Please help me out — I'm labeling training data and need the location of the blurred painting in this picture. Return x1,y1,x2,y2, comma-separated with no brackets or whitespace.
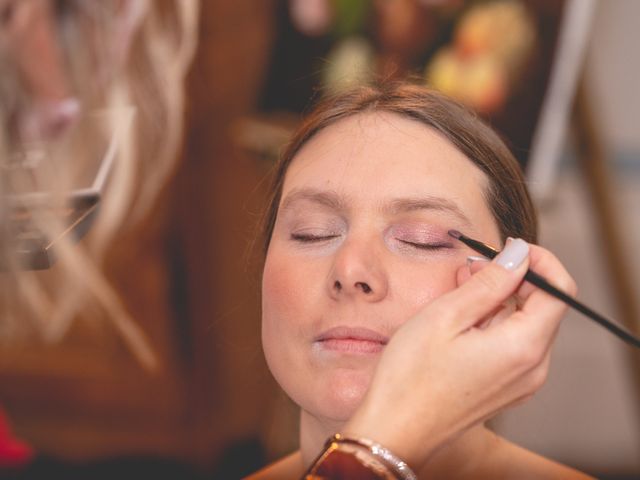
257,0,565,169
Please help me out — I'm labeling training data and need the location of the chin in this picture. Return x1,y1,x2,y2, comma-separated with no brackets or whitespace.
310,369,372,422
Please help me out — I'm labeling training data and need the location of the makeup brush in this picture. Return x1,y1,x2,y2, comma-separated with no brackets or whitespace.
448,229,640,349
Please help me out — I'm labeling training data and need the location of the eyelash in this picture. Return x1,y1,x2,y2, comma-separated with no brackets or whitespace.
289,235,452,250
399,240,452,251
290,233,339,243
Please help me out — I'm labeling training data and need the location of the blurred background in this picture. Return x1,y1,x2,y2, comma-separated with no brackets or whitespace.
0,0,638,478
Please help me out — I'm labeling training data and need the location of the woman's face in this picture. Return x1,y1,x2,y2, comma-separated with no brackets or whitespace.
262,112,501,423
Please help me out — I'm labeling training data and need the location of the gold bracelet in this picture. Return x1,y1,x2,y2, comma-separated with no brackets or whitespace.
327,433,418,480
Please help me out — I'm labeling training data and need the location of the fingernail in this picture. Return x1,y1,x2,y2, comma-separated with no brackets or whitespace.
466,255,489,267
494,238,529,270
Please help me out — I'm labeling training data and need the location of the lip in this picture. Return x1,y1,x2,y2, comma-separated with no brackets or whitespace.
314,326,389,354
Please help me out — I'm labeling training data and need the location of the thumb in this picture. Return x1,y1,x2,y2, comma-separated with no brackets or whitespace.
442,238,530,331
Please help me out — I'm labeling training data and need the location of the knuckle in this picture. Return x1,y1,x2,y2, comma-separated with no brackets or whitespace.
515,393,535,407
528,343,547,367
504,330,545,370
527,366,549,393
517,345,543,370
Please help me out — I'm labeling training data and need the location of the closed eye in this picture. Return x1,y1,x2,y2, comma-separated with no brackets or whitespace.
291,233,340,243
399,240,452,250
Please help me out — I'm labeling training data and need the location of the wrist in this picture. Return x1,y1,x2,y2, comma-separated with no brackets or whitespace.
305,434,418,480
342,395,442,471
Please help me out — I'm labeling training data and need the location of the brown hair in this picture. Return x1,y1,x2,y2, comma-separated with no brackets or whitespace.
262,81,537,252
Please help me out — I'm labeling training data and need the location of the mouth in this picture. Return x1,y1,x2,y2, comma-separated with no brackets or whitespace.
314,326,389,354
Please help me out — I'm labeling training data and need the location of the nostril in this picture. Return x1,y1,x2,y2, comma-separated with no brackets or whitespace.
356,282,372,294
333,280,342,291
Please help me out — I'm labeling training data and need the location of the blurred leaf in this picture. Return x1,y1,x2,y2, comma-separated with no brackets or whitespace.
331,0,370,38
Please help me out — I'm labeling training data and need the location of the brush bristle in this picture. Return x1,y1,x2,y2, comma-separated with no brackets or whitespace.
448,229,462,239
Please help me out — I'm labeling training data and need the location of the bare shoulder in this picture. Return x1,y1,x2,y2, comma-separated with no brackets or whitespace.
244,451,304,480
489,436,595,480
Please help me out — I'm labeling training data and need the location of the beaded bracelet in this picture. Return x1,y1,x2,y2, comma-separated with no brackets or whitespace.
304,433,417,480
330,434,417,480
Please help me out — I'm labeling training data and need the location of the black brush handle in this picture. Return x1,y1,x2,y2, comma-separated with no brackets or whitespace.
450,230,640,349
524,269,640,348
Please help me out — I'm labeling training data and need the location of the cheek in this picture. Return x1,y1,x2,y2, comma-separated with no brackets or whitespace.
261,249,316,363
393,259,460,314
261,254,298,393
261,248,316,315
262,254,296,340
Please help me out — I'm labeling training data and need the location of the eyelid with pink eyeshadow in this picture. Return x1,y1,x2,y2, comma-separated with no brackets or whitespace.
285,214,347,242
386,224,455,249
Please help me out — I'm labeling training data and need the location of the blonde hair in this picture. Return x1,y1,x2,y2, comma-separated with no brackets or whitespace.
0,0,200,369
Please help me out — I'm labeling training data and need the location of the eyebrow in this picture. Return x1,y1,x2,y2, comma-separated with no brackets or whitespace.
280,188,471,225
280,188,348,213
385,197,471,225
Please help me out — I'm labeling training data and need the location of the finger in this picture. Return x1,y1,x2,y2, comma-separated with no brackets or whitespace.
483,302,559,388
518,293,567,348
511,246,576,343
437,238,530,331
457,255,517,329
467,256,490,276
515,244,578,302
487,297,518,328
503,348,553,410
456,257,517,329
455,256,489,288
455,261,472,287
471,300,516,330
464,257,519,328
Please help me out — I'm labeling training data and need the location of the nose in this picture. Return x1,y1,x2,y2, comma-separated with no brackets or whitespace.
327,237,388,302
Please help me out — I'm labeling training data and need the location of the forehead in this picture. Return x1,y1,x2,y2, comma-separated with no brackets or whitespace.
282,112,491,214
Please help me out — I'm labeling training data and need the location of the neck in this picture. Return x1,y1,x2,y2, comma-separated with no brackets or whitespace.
299,408,497,478
300,409,344,466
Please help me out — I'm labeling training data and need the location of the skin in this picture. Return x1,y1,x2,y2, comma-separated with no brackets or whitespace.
257,112,591,479
263,111,499,425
